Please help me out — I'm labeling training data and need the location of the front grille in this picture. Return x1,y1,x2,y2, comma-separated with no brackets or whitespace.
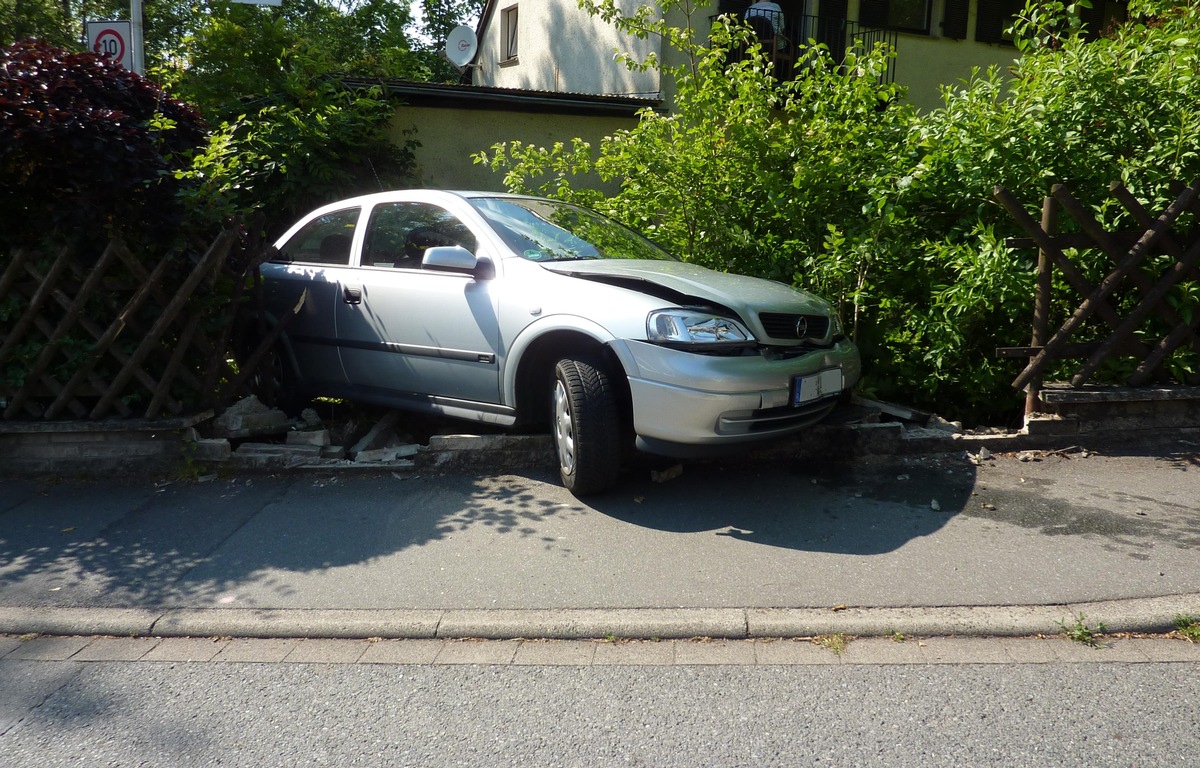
758,312,831,342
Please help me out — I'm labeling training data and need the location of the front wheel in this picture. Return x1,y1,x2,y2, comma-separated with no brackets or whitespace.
552,356,622,496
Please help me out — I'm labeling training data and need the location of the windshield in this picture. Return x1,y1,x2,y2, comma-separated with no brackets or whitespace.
469,197,678,262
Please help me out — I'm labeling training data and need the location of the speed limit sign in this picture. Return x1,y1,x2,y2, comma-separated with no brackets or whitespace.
86,21,134,71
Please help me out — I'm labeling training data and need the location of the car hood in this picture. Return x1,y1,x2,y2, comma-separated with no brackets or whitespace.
538,259,832,316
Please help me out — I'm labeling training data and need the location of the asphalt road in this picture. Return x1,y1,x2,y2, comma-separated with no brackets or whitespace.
2,447,1199,766
1,448,1198,617
2,652,1197,767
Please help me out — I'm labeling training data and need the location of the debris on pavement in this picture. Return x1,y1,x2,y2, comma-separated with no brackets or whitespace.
211,395,291,438
651,464,684,483
966,446,994,465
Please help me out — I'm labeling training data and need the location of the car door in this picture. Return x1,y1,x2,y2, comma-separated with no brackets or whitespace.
334,201,502,405
264,206,360,391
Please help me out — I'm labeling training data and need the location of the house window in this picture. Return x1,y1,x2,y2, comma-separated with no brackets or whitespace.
501,5,519,62
859,0,932,34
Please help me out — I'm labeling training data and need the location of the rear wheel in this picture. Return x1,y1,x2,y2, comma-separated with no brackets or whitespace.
248,340,303,415
552,355,622,496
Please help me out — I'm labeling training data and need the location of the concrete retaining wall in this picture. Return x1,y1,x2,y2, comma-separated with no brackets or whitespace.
0,414,210,476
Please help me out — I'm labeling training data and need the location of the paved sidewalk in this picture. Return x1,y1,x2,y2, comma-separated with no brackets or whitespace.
1,435,1198,643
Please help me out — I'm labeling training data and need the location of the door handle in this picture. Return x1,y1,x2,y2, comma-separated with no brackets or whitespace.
343,286,362,305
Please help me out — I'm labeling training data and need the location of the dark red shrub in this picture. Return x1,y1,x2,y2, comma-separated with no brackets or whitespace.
0,39,207,249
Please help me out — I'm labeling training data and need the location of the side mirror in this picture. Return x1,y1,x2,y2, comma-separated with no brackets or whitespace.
423,246,494,279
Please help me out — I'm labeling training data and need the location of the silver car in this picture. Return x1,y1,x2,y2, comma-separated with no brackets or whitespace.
259,190,861,494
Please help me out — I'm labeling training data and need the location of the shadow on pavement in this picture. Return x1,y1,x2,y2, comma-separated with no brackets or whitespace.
0,457,978,611
591,455,977,555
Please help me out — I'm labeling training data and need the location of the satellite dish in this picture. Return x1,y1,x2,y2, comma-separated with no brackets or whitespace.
444,25,478,69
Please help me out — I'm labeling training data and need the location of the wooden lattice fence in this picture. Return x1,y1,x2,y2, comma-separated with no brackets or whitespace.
996,179,1200,416
0,226,281,422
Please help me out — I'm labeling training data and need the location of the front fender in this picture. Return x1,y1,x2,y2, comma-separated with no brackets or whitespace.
502,314,635,406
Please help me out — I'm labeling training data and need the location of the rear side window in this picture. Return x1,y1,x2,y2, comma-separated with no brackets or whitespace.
276,208,360,265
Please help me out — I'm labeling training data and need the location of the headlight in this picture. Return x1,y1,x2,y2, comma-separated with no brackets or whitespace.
647,309,755,346
830,312,844,339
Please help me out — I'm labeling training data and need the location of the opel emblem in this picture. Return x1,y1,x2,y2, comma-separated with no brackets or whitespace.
794,317,809,338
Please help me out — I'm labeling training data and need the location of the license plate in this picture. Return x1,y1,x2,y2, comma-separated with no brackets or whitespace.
791,368,843,406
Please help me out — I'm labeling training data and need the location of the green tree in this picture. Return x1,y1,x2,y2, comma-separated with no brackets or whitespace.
181,72,418,239
160,0,428,120
3,0,445,89
2,0,422,242
1,0,72,47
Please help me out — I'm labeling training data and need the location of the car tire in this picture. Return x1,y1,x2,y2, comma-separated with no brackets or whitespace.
250,341,303,415
552,355,622,496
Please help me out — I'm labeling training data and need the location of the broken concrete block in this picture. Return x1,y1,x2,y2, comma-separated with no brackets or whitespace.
235,443,323,459
350,411,404,454
1023,414,1080,436
428,434,510,451
188,438,231,462
353,444,421,463
286,429,331,447
210,396,292,438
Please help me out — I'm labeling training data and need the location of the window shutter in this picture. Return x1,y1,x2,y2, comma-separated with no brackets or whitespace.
975,0,1009,44
859,0,888,27
820,0,848,20
942,0,970,39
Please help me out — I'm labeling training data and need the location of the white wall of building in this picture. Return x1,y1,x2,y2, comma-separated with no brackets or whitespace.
474,0,662,97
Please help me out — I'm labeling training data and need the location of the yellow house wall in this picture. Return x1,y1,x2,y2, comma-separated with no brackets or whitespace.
892,33,1018,111
854,0,1022,112
388,105,640,194
673,1,1025,112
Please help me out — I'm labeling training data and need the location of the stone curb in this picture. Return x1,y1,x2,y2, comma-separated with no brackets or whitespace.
6,407,1200,479
2,594,1196,641
219,420,1200,475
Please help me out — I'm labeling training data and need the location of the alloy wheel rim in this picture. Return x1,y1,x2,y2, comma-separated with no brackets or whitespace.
553,379,575,473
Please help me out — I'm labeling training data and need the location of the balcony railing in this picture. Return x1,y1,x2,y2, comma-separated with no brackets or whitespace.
711,8,897,85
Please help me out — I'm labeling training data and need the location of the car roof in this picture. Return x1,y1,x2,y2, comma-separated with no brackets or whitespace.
311,189,547,209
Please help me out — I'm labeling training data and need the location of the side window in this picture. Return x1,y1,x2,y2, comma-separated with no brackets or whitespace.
276,208,359,265
501,5,519,62
362,202,478,269
860,0,932,35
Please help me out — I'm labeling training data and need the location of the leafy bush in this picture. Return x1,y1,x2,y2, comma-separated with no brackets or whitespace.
0,39,207,250
873,1,1200,420
179,50,418,239
481,1,1200,425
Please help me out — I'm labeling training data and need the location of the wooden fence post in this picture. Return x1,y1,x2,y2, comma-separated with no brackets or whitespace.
1026,195,1056,417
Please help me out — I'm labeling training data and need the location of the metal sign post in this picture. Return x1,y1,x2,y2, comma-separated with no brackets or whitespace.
130,0,143,74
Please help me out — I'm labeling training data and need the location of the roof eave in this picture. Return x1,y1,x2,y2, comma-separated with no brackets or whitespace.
340,79,662,117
